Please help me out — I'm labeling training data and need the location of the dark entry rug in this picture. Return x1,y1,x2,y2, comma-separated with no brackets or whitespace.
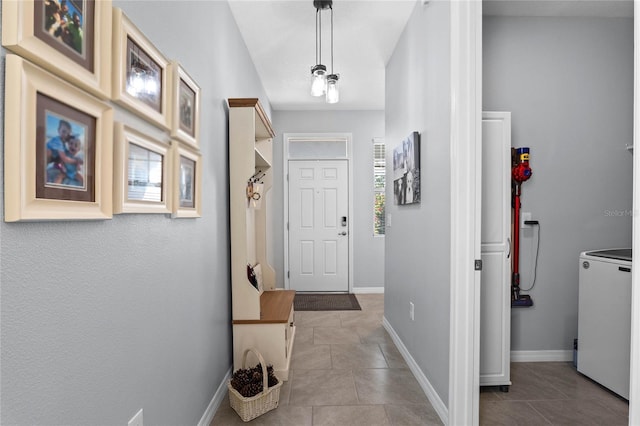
294,293,361,311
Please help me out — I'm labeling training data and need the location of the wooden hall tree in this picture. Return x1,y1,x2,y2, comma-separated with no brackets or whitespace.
228,98,295,380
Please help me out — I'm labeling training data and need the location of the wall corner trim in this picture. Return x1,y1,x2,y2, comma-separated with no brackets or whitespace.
383,317,448,424
197,367,232,426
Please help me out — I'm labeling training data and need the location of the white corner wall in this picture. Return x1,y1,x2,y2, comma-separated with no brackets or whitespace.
483,16,633,353
0,1,270,423
271,110,385,290
384,0,452,406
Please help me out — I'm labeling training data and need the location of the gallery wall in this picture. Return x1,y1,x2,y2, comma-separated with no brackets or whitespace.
384,0,452,407
271,110,385,290
483,16,633,353
0,1,270,423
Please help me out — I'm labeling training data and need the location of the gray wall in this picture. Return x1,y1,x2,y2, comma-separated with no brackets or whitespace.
384,1,451,404
0,1,270,424
271,110,385,289
483,16,633,351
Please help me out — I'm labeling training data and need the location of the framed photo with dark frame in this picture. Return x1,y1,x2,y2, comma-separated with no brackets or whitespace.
392,131,421,205
113,123,171,214
4,54,113,222
169,61,200,148
171,141,201,218
112,8,170,130
2,0,112,99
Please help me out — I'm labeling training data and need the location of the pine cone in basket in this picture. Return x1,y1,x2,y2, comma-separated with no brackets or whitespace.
239,382,263,398
231,363,279,398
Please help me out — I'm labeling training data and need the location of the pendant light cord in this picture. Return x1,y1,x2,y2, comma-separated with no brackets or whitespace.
330,6,334,74
316,9,322,65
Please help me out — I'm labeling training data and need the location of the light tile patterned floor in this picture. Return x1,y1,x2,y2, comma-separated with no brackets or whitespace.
480,362,629,425
211,294,442,425
212,294,630,425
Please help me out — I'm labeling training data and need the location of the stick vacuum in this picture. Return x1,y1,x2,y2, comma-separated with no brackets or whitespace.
512,147,534,308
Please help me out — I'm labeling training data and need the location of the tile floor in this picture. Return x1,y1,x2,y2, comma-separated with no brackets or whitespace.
212,294,630,425
480,362,629,425
211,294,442,425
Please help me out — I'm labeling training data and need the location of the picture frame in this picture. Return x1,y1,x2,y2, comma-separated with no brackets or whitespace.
112,8,170,130
171,141,202,218
392,131,421,205
1,0,112,99
113,123,171,214
4,54,113,222
169,61,201,148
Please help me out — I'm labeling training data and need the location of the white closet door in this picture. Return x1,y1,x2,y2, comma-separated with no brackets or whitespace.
480,111,512,387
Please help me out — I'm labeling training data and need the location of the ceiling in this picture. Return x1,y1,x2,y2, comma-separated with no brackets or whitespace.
228,0,633,112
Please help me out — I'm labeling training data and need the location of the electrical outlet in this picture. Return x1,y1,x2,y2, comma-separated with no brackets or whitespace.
521,212,531,228
409,302,415,321
128,409,143,426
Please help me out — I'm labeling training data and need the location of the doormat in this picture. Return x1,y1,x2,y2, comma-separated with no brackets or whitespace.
294,293,361,311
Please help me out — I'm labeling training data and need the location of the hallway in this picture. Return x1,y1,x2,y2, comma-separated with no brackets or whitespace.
211,294,442,425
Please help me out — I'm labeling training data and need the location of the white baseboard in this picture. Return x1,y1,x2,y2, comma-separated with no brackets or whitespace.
198,367,232,426
352,287,384,294
510,350,573,362
382,317,448,425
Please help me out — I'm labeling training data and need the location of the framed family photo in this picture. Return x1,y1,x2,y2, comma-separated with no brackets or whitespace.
2,0,112,99
169,61,201,148
171,142,201,218
4,55,113,222
112,8,170,130
113,123,171,214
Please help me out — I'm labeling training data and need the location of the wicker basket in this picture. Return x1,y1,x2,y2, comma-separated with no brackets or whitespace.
227,348,282,422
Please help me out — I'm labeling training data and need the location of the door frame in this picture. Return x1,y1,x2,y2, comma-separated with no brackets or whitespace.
630,4,640,424
449,0,482,424
282,133,354,293
454,2,639,424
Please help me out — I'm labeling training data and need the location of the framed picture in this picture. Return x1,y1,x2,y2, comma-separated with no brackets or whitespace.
169,61,201,148
171,142,202,218
2,0,112,99
392,131,421,205
112,8,170,130
113,123,171,214
4,54,113,222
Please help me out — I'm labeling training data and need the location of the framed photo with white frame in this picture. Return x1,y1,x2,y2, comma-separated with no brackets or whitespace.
4,54,113,222
113,123,171,214
112,8,170,130
1,0,112,99
169,61,200,148
171,141,201,218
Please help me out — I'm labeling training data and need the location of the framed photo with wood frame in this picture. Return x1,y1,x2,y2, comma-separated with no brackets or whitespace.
171,141,201,218
169,61,200,148
112,8,170,130
113,123,171,214
1,0,112,99
4,54,113,222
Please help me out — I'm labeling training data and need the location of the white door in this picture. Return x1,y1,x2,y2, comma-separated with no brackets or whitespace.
480,112,512,387
288,160,349,292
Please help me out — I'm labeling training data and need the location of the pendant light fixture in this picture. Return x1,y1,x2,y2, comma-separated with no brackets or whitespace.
310,0,339,103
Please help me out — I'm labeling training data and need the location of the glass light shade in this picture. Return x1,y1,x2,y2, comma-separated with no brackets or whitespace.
326,74,339,104
310,64,327,96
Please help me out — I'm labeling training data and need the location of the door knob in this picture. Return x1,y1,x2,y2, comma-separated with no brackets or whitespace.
338,231,347,236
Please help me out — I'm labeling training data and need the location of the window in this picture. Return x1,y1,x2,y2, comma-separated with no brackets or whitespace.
373,139,385,235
